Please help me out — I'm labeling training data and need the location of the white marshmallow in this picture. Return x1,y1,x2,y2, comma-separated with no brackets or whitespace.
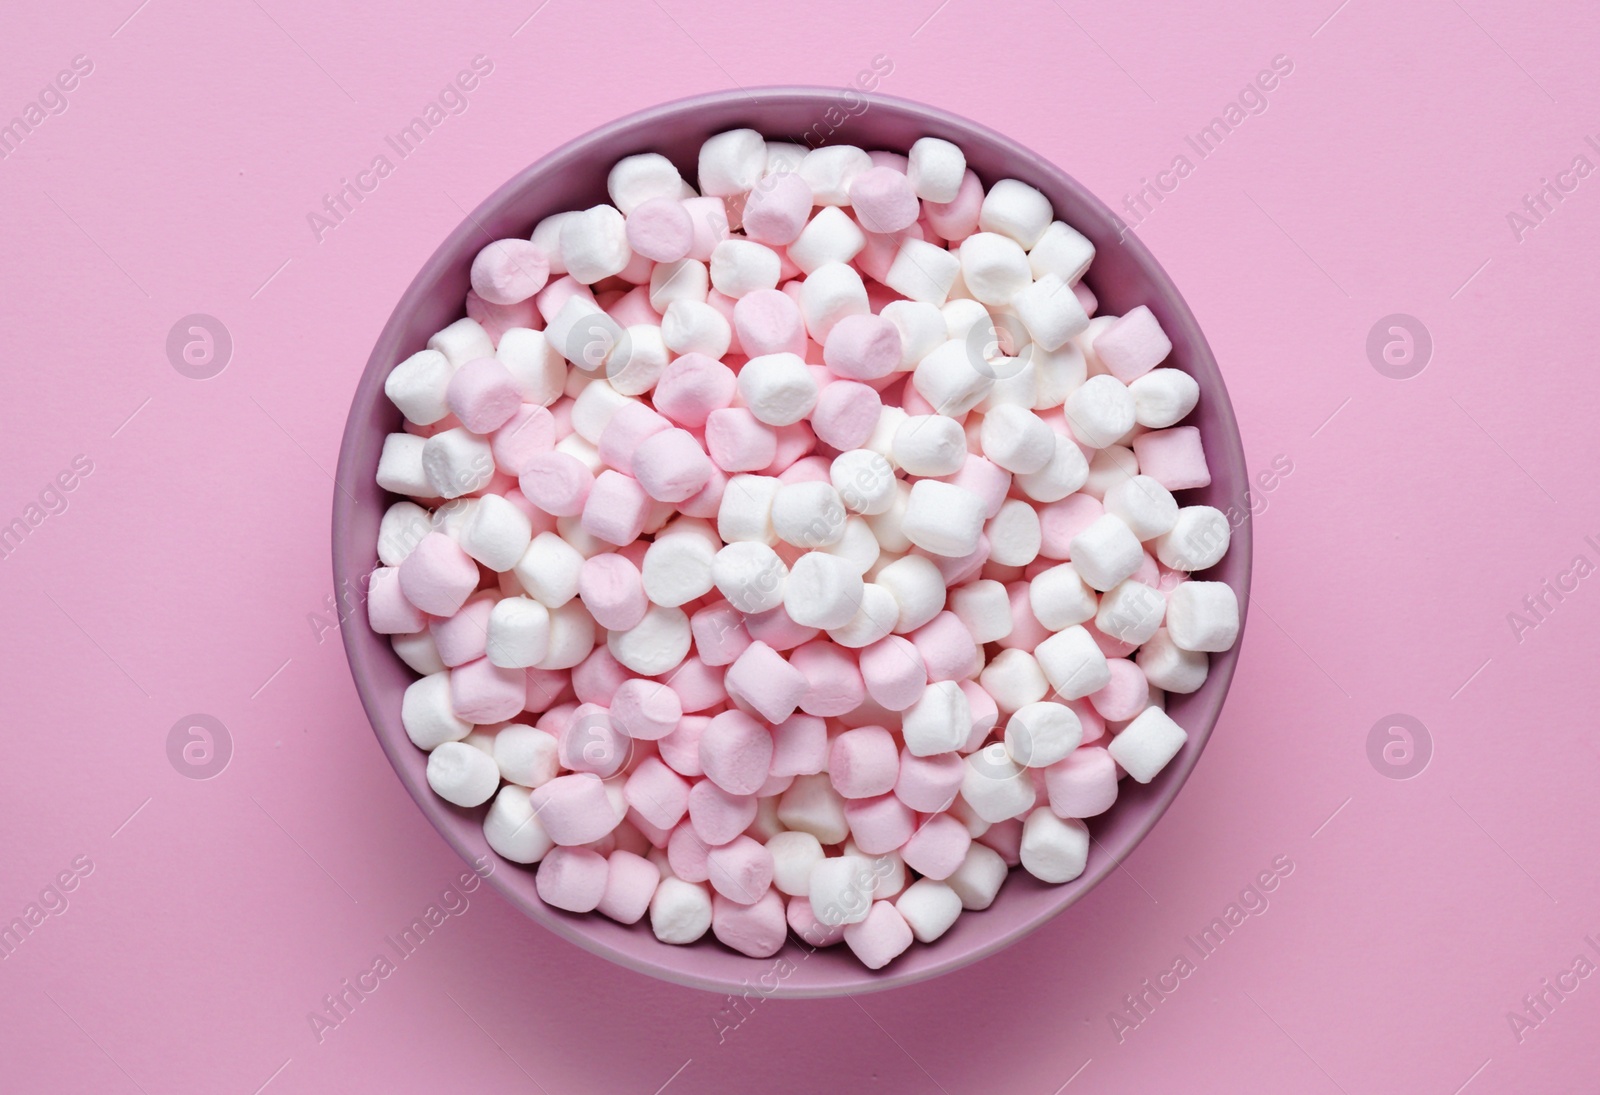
607,152,684,213
960,743,1037,823
458,493,533,571
1165,581,1240,652
958,232,1032,305
607,604,690,675
978,179,1053,248
903,480,986,558
768,830,825,896
547,296,624,372
422,428,494,499
606,325,670,396
661,299,732,359
941,298,992,343
569,381,634,444
884,238,962,306
1005,701,1083,768
1155,506,1231,572
986,499,1042,567
777,773,851,845
863,405,909,463
875,555,948,633
1028,220,1095,284
710,238,781,297
385,349,454,425
649,258,710,312
737,352,819,426
896,878,963,942
906,137,966,203
980,405,1055,474
1082,445,1139,500
402,671,471,750
1033,625,1110,699
772,481,848,548
486,596,551,668
1064,374,1135,449
827,582,899,648
831,449,898,515
483,786,555,863
514,532,584,607
1029,563,1098,631
560,205,631,284
642,529,717,606
1069,514,1144,591
376,433,431,497
1014,435,1089,502
784,551,865,630
1103,475,1179,541
537,601,598,670
1030,342,1088,409
493,723,561,787
979,648,1049,712
717,474,781,544
650,876,713,944
1020,809,1089,883
763,140,808,177
427,317,494,367
1012,273,1090,352
913,339,994,417
1107,707,1188,783
712,540,788,614
497,327,566,406
699,128,766,196
893,415,967,476
950,579,1012,644
903,680,971,757
880,300,947,368
426,741,500,807
1137,628,1209,694
945,842,1009,910
392,630,446,676
823,516,882,575
378,501,432,565
799,145,872,206
808,855,878,926
798,262,869,342
1129,368,1200,429
788,206,866,274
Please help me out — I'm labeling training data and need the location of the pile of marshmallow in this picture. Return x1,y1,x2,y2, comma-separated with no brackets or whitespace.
369,129,1239,971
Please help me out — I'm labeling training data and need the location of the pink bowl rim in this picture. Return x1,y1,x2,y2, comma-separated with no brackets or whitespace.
333,85,1252,998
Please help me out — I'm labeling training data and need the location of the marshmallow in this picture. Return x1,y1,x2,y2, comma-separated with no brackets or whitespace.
1095,580,1165,646
650,876,713,944
903,680,971,757
960,742,1037,823
734,289,807,358
497,328,566,406
1064,374,1136,449
402,672,471,750
399,532,478,617
742,171,813,245
1028,220,1095,284
950,579,1012,644
661,299,732,360
811,380,883,451
900,813,972,881
771,481,847,548
924,170,984,241
471,239,550,306
1069,514,1144,591
777,773,851,845
1019,808,1089,883
893,415,967,477
1012,274,1090,352
1165,581,1239,652
799,145,872,206
493,723,560,788
654,352,735,428
788,206,866,274
738,352,819,426
896,878,963,942
710,238,781,298
625,196,694,263
560,205,631,285
823,313,902,381
1137,627,1209,694
514,531,584,607
831,449,897,515
386,349,454,425
1094,305,1172,383
827,582,899,649
798,262,868,342
913,339,993,417
903,480,986,558
784,551,865,630
1129,368,1200,429
843,901,914,969
1104,475,1179,540
945,839,1010,911
978,179,1053,248
599,850,661,924
699,128,766,196
537,847,609,912
426,740,501,807
849,167,920,233
978,647,1048,713
1106,706,1188,783
641,527,716,607
649,258,709,312
486,597,551,668
421,428,494,499
428,317,495,368
959,232,1032,305
906,137,966,203
707,836,776,907
981,405,1055,475
807,855,878,926
1004,701,1083,768
607,604,691,675
1033,625,1110,699
712,541,788,613
1131,426,1210,491
484,785,555,863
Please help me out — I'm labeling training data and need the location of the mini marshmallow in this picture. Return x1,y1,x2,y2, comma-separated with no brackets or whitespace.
1106,706,1188,783
650,877,713,944
830,725,901,799
458,493,533,572
428,317,495,368
707,836,775,905
1137,628,1209,694
1019,808,1089,883
1094,580,1165,647
1028,220,1095,284
402,672,471,750
386,349,454,425
712,541,788,613
632,429,714,504
734,289,807,358
530,773,620,845
1164,581,1239,652
771,481,847,548
426,740,500,807
484,785,555,863
699,710,775,796
399,532,478,617
807,855,878,926
959,232,1032,305
896,879,963,942
742,171,814,245
560,205,631,285
784,551,865,630
626,196,694,263
1094,305,1172,383
599,850,661,925
1029,563,1097,631
903,680,971,757
1033,625,1111,699
1004,701,1083,768
1069,514,1144,591
950,579,1012,644
913,339,993,417
486,597,551,668
799,145,872,206
827,583,899,649
514,531,584,607
641,529,716,607
649,258,710,312
1012,274,1090,352
1103,475,1179,540
710,238,781,298
831,449,897,515
788,206,866,274
422,428,494,499
981,405,1055,475
875,554,947,634
824,313,902,381
471,239,550,306
798,262,869,342
537,847,609,912
907,137,966,203
849,167,920,233
1131,426,1210,491
978,647,1049,713
607,604,691,675
978,179,1053,248
768,830,825,896
893,414,967,477
903,480,986,558
1129,368,1200,429
1064,374,1136,449
661,299,733,360
498,328,566,406
843,901,914,969
738,352,819,426
493,723,560,788
699,128,766,196
811,380,883,451
778,773,851,845
654,352,736,428
608,152,685,213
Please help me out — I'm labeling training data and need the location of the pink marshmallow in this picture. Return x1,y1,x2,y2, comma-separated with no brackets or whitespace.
689,601,753,666
535,275,596,326
1132,427,1211,491
368,566,427,634
558,702,630,778
687,779,758,845
578,553,648,631
430,592,495,667
1045,745,1119,818
1074,281,1098,318
844,795,916,854
744,604,819,651
581,470,650,546
529,773,619,845
571,645,630,706
466,290,538,344
605,284,661,330
667,822,712,881
900,813,971,880
733,288,808,357
939,455,1012,519
398,531,479,617
632,428,714,503
624,756,692,829
849,166,920,234
843,901,914,969
922,169,983,241
1038,493,1104,560
683,195,730,261
822,313,902,381
677,464,728,520
705,407,778,472
770,713,828,777
664,657,727,712
978,818,1023,865
959,679,1000,752
610,678,682,741
653,352,736,428
658,715,709,777
451,657,526,723
810,380,882,450
625,196,694,262
787,894,846,947
536,846,608,912
706,835,774,905
996,581,1052,653
699,710,775,796
524,666,570,713
713,889,787,957
598,401,671,475
725,641,809,723
1089,658,1149,721
1093,305,1171,383
829,725,900,799
471,238,550,306
895,749,964,812
491,404,556,475
742,172,814,246
856,224,923,284
790,641,866,717
860,636,929,712
909,612,981,683
761,421,817,476
596,849,658,924
519,451,593,517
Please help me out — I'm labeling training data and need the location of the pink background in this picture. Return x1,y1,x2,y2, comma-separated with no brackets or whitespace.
3,0,1598,1091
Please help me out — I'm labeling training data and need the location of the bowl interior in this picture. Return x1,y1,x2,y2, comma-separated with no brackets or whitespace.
334,88,1251,998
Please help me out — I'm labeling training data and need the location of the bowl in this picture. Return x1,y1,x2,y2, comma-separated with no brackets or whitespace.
333,87,1251,998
